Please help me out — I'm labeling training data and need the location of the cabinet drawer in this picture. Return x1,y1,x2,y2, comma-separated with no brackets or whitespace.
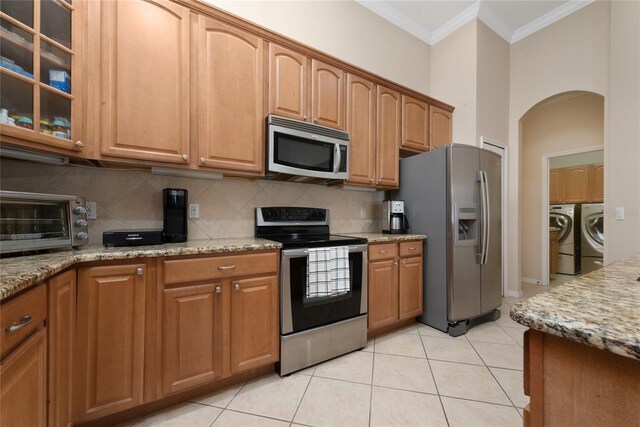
163,251,279,285
368,243,398,261
399,241,423,257
1,285,46,358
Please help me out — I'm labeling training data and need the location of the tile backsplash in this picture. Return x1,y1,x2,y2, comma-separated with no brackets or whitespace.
1,159,383,245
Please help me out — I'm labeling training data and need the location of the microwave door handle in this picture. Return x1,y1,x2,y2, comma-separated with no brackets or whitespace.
333,143,341,173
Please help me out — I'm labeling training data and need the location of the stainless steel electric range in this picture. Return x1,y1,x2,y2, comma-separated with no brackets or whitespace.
255,207,368,376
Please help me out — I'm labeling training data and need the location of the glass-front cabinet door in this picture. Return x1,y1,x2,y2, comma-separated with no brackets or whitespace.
0,0,83,152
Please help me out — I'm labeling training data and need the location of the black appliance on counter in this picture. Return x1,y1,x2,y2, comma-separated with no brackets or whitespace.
163,188,188,243
255,207,368,376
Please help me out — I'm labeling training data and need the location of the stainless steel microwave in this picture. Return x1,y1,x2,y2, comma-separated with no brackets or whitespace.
0,190,89,254
267,115,349,181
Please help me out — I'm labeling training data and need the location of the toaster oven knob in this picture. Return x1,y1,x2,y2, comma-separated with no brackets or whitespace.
73,206,87,215
75,219,88,227
75,231,88,240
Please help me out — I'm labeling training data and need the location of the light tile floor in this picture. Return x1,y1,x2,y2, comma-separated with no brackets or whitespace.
129,284,556,427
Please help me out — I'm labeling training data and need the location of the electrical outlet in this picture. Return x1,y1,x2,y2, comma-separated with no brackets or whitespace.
615,207,625,220
86,201,97,220
189,203,200,219
360,208,366,219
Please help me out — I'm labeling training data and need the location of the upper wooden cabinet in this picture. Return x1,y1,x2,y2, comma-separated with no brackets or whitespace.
589,163,604,202
98,0,191,164
0,0,84,154
268,44,345,130
430,105,453,149
196,17,264,173
549,168,565,204
75,262,147,422
564,165,589,203
346,74,376,186
401,95,429,152
376,86,401,188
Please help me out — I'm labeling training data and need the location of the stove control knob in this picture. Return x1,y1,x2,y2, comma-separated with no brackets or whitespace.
75,219,88,227
75,231,88,240
73,206,87,215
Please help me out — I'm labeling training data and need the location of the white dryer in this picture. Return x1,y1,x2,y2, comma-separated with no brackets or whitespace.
581,203,604,274
549,204,581,275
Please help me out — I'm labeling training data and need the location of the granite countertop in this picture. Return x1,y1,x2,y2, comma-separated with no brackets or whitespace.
0,238,282,302
343,233,427,243
510,254,640,361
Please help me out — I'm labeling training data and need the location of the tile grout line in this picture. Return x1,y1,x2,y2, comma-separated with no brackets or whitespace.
368,339,376,427
419,334,451,427
289,372,314,425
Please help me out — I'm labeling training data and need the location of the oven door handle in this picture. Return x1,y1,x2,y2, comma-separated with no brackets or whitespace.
282,244,367,258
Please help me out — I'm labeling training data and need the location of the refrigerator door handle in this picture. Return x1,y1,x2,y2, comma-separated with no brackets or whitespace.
480,171,490,265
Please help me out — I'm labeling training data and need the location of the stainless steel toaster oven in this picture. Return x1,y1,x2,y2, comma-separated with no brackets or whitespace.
0,190,89,254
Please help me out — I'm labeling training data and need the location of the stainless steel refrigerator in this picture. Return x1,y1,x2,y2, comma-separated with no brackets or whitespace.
390,144,502,336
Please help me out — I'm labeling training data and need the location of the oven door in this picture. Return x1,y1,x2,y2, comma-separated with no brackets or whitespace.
281,244,367,335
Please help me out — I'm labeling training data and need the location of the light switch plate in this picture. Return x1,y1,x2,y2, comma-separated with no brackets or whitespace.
189,203,200,219
86,201,97,220
615,207,624,220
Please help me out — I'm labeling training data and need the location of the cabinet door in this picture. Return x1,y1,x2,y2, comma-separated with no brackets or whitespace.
75,263,146,422
549,168,565,204
589,164,604,202
0,328,47,427
99,0,190,164
162,283,223,394
197,17,264,173
269,44,308,121
430,105,452,149
376,86,401,188
230,276,279,374
401,95,429,152
564,166,589,203
398,257,423,320
311,59,345,130
345,74,376,186
368,259,398,330
49,270,76,427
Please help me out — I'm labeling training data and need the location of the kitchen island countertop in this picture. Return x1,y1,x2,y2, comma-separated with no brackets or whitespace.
510,253,640,361
0,238,282,302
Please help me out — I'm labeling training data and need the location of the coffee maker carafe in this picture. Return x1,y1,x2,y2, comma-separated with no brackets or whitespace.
163,188,188,243
382,200,408,234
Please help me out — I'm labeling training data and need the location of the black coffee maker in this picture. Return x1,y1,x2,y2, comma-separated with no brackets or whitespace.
163,188,188,243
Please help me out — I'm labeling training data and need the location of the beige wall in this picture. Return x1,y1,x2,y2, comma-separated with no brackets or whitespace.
430,20,478,144
507,1,614,294
607,0,640,263
204,0,431,94
0,159,382,246
520,93,604,281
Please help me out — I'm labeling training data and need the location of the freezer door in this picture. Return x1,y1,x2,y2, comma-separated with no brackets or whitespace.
480,149,502,313
448,145,481,321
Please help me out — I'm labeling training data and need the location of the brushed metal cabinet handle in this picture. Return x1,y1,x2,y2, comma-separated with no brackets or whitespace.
234,284,241,291
218,265,236,271
181,154,188,161
6,315,32,333
215,286,222,294
136,267,144,276
402,260,406,265
75,140,84,148
379,249,389,254
200,157,206,164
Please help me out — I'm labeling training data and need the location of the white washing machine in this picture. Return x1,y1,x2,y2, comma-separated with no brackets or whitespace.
581,203,604,274
549,204,581,275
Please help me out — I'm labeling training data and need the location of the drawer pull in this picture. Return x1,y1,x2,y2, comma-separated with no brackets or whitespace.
6,315,32,333
215,286,222,294
136,267,144,276
218,265,236,271
409,247,416,251
402,260,406,265
234,284,241,291
379,250,389,254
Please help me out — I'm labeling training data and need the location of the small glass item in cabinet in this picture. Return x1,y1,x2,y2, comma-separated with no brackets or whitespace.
41,88,71,139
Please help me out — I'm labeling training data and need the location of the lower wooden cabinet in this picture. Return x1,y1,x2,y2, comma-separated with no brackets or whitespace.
75,262,147,422
0,328,47,427
160,251,279,397
368,241,424,333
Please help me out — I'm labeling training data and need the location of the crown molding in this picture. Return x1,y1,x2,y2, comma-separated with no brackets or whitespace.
356,0,433,44
510,0,596,43
430,1,480,45
477,2,513,43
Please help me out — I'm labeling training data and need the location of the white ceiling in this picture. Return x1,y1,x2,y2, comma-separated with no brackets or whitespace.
357,0,595,45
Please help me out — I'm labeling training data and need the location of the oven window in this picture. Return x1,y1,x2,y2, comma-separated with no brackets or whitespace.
0,200,69,241
274,132,334,172
287,251,363,333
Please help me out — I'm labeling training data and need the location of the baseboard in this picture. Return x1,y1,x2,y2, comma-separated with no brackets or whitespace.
505,289,524,298
521,277,541,285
